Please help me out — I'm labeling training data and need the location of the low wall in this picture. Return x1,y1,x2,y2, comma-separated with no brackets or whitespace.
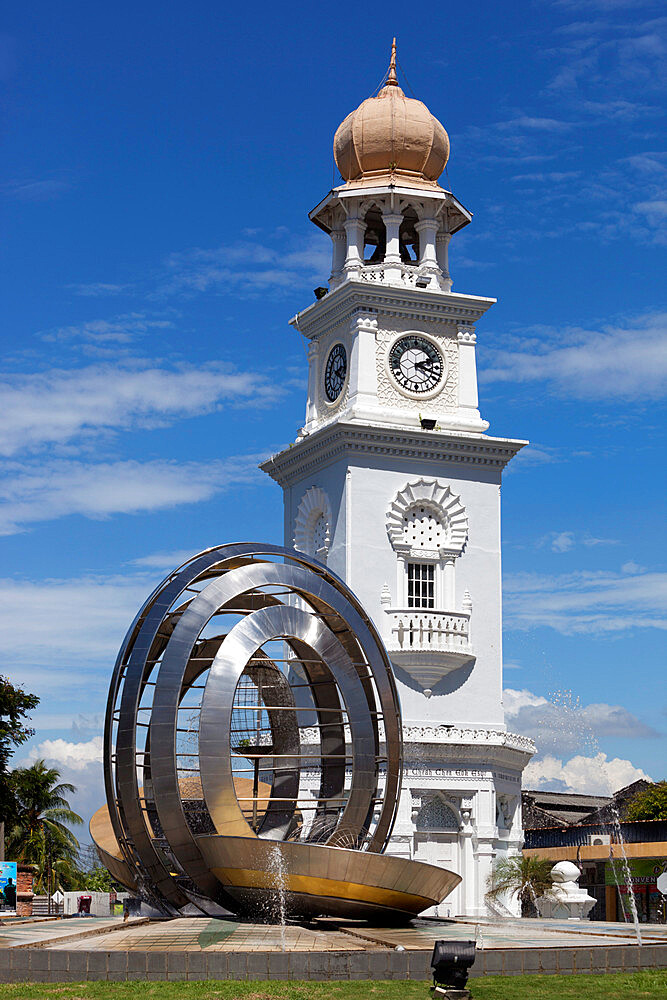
1,944,666,982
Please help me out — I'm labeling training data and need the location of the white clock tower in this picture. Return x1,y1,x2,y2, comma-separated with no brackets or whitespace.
261,42,535,917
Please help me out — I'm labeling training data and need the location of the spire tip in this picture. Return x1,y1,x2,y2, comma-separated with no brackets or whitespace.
387,37,398,86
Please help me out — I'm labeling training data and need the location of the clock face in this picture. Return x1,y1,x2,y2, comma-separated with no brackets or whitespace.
324,343,347,402
389,336,444,394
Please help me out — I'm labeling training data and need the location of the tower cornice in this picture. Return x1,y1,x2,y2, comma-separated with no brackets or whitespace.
292,280,496,342
260,421,527,487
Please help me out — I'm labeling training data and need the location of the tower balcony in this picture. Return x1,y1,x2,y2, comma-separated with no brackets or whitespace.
384,608,474,691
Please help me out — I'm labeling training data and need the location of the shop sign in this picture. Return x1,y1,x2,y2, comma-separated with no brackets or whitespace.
605,858,667,886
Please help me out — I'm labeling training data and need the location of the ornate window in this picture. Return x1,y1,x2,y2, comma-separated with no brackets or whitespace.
387,479,467,556
403,506,448,549
386,479,468,610
294,487,332,563
416,796,459,832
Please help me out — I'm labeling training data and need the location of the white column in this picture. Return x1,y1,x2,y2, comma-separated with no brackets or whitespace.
460,807,475,916
474,842,497,917
415,219,439,267
345,468,352,584
347,313,378,418
462,589,472,646
330,229,346,287
457,326,482,424
443,557,455,609
381,212,404,284
396,554,407,606
304,340,319,429
436,232,453,291
343,218,365,278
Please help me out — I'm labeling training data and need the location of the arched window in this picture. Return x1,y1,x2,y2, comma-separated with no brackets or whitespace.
403,505,449,549
386,479,468,610
294,487,332,563
416,796,459,832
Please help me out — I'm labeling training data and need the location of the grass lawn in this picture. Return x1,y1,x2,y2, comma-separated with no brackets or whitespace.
0,973,665,1000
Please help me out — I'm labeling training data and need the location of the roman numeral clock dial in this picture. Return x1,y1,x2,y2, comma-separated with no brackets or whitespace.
324,343,347,402
388,335,444,395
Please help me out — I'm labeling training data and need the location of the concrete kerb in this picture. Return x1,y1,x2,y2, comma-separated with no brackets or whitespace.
0,943,665,981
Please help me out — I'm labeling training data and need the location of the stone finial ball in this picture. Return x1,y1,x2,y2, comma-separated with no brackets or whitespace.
550,861,581,883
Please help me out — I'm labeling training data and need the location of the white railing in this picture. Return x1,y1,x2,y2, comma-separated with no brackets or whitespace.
356,262,439,288
358,264,385,282
387,609,471,654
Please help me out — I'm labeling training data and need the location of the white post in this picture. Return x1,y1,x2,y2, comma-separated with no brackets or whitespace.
382,212,404,283
444,557,455,609
330,229,346,287
304,340,319,430
347,313,378,418
396,554,406,606
343,218,366,278
462,589,472,646
436,232,453,291
457,326,482,424
415,219,439,267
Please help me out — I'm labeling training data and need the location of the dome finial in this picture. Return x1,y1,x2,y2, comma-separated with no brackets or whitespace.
386,37,398,87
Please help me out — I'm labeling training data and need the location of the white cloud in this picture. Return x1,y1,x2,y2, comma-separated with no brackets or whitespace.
480,311,667,400
3,178,70,200
551,531,575,552
546,15,667,93
18,740,106,833
27,736,103,771
66,283,130,298
160,234,330,297
130,549,201,571
634,199,667,224
524,752,652,796
40,312,170,345
0,362,281,456
0,455,264,534
504,687,659,756
504,565,667,635
539,531,618,552
0,575,152,668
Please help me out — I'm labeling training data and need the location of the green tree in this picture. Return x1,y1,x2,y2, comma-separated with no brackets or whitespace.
625,781,667,821
84,866,116,892
486,854,556,917
6,760,82,892
0,676,40,827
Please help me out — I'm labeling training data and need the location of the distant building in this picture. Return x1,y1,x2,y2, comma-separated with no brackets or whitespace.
523,782,667,922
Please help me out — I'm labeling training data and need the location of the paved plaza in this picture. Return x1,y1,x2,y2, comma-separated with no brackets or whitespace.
1,914,666,954
0,915,665,982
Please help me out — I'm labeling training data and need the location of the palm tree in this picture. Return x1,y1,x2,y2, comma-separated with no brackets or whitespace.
486,854,556,917
6,761,82,893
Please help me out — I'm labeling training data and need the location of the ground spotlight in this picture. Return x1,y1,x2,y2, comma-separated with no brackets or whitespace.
431,939,476,998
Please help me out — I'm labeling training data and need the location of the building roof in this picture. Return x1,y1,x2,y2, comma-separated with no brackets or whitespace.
522,780,653,830
523,789,610,828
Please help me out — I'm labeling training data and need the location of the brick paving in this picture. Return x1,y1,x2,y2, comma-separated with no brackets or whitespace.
58,917,366,952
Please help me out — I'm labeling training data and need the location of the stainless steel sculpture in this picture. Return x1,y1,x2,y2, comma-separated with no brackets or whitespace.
92,543,461,920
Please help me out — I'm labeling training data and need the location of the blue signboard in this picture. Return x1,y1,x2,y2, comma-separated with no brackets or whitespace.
0,862,17,914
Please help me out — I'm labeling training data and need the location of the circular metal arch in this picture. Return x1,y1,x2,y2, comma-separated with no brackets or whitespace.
102,543,403,914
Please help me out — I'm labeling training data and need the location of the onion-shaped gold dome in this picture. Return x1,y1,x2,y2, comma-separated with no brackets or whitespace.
333,40,450,185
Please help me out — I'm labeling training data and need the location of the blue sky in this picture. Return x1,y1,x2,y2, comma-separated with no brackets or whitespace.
1,0,665,833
